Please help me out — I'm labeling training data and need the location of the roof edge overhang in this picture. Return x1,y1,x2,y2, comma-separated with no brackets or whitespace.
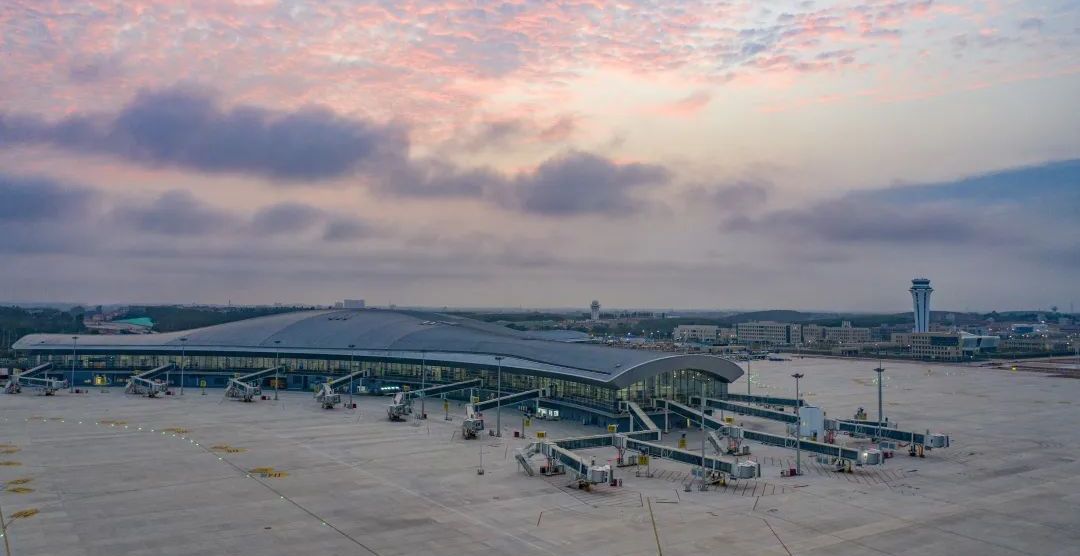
609,354,744,388
14,340,743,389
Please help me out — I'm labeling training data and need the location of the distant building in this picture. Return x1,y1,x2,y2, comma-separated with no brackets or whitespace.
999,336,1057,352
802,321,871,345
826,322,871,344
736,321,801,346
910,278,933,333
343,299,365,309
1010,323,1049,335
910,331,998,361
590,300,601,321
673,325,718,343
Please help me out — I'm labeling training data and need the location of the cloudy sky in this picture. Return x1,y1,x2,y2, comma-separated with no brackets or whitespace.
1,1,1077,311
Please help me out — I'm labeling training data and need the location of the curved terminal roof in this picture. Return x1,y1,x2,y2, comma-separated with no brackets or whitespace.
14,309,743,388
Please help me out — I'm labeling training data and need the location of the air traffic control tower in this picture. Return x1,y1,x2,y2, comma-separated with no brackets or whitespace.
910,278,933,333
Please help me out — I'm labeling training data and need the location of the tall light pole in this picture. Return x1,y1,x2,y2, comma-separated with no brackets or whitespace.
791,372,804,476
494,356,504,437
746,356,751,397
874,364,885,440
420,351,427,418
179,337,187,395
348,344,356,408
70,336,78,392
699,377,707,488
273,340,281,401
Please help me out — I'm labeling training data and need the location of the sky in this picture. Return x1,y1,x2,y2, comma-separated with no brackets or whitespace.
0,0,1078,312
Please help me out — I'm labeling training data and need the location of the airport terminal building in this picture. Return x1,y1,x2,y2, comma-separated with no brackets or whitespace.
13,309,742,421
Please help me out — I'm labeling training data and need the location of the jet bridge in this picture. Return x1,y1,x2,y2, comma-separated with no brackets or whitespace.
825,418,949,450
696,397,949,452
724,392,804,407
125,364,173,397
691,396,798,424
470,387,553,414
314,370,367,409
621,435,736,476
224,366,282,402
405,378,482,400
621,401,661,440
515,431,758,485
659,399,869,464
519,440,611,485
4,363,56,394
395,378,486,422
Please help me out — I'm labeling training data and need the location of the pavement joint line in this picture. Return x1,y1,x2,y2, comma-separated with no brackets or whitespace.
760,517,793,556
752,479,1041,556
197,447,381,556
242,422,561,555
18,411,384,554
6,367,1077,555
646,497,663,556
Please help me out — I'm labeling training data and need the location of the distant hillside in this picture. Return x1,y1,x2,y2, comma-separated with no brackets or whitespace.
455,311,574,323
717,310,829,324
1,306,86,353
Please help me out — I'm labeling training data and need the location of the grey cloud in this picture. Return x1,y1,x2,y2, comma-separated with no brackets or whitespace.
537,116,577,142
376,157,501,199
251,202,325,234
725,159,1080,246
510,151,671,216
1036,245,1080,269
68,55,125,83
114,190,231,235
2,87,670,216
1019,18,1044,32
376,150,671,216
689,180,771,212
0,86,407,182
742,42,769,57
461,120,526,152
726,199,979,243
0,174,97,222
323,219,369,241
0,174,103,255
458,114,578,152
863,28,902,40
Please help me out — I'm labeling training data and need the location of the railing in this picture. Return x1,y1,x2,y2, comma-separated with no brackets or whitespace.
724,392,804,407
406,378,482,399
624,436,733,474
661,399,863,462
691,396,798,424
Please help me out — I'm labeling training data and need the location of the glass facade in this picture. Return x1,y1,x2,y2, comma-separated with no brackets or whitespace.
32,352,729,410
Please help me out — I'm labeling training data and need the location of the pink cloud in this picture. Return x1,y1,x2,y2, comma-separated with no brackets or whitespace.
0,0,1073,146
652,91,712,117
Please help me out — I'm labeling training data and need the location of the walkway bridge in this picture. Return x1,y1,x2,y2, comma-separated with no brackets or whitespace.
125,364,173,397
4,363,64,395
315,370,368,409
224,366,281,402
659,399,866,463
